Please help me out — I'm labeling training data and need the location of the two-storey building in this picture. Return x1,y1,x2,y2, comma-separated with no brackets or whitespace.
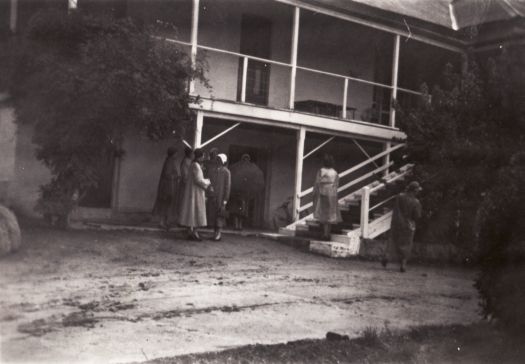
1,1,523,245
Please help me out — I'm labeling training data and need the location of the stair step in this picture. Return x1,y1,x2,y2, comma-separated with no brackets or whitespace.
306,219,320,227
295,224,309,231
309,240,361,258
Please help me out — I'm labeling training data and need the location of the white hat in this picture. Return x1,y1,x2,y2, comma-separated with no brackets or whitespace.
217,153,228,165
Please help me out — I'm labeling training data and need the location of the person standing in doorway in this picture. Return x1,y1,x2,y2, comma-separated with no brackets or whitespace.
178,146,194,208
208,153,231,241
381,181,423,273
313,154,342,240
152,147,180,230
178,149,211,241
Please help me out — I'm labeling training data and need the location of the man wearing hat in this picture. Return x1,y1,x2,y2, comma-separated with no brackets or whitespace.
207,153,231,241
382,181,423,272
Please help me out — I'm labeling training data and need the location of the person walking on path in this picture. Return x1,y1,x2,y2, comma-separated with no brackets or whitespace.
381,181,423,273
207,153,231,241
313,154,342,240
152,147,180,230
178,149,211,241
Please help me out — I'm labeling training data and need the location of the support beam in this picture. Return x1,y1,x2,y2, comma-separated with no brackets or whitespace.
289,7,300,110
240,57,248,103
182,139,192,148
342,78,348,119
385,35,400,176
9,0,18,33
360,186,371,239
351,138,379,168
389,34,400,128
200,122,241,148
293,127,306,221
303,136,334,160
193,111,203,148
189,0,200,94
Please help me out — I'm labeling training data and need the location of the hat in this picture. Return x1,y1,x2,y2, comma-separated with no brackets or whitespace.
406,181,423,193
217,153,228,165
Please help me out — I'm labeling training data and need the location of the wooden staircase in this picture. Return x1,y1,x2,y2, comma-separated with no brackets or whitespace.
279,163,414,258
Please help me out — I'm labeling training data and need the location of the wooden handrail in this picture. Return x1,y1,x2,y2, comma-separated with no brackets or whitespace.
299,143,404,198
298,161,393,213
161,37,423,95
369,163,413,194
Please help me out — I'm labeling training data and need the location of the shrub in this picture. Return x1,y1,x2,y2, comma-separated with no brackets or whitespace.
1,9,206,223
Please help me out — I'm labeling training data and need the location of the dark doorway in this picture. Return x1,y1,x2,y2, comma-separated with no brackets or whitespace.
237,14,272,105
79,155,115,209
228,144,270,228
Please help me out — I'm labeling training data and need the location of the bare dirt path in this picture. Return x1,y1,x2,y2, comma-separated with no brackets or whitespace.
0,224,480,363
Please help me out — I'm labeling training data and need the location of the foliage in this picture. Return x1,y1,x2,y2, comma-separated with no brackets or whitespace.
398,45,525,327
0,9,206,219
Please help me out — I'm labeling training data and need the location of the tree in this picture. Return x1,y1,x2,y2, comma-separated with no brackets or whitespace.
398,45,525,327
0,9,206,225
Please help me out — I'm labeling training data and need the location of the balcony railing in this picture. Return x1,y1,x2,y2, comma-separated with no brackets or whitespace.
164,38,422,127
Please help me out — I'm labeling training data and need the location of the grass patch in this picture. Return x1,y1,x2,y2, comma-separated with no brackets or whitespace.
142,323,525,364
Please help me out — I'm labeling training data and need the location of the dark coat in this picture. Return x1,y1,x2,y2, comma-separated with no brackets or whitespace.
207,166,231,227
152,154,180,222
389,192,422,260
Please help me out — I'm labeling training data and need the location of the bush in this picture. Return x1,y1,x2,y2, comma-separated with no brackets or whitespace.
1,9,206,223
399,44,525,327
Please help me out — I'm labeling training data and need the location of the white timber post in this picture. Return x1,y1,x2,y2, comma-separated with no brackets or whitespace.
189,0,200,95
68,0,78,12
384,34,400,176
360,186,370,239
240,56,248,103
292,127,305,221
9,0,18,33
193,111,203,148
342,78,348,119
289,6,300,110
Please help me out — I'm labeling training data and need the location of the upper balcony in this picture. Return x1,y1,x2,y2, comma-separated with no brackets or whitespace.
128,0,463,138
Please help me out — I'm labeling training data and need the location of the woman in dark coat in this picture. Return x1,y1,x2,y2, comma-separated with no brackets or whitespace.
152,147,180,229
381,181,423,272
178,149,211,241
208,153,231,241
312,154,342,240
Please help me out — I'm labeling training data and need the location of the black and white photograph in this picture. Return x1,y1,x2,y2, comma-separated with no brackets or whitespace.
0,0,524,363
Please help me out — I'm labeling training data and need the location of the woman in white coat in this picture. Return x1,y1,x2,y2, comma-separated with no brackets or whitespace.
178,149,211,241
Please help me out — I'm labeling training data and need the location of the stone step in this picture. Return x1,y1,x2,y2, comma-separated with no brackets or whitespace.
309,239,361,258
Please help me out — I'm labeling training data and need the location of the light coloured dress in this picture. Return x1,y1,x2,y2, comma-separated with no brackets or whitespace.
313,167,342,224
178,162,210,228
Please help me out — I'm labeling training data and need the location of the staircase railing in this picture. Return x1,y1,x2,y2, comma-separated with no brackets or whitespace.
360,164,413,238
286,143,406,230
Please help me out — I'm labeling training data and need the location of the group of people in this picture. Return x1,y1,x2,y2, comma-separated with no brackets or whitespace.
312,153,422,273
152,146,231,241
155,145,422,271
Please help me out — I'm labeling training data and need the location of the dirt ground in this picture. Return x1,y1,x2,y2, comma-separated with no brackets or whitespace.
0,223,480,363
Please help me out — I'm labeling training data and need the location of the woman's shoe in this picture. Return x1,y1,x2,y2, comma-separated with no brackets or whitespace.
212,232,221,241
192,232,202,241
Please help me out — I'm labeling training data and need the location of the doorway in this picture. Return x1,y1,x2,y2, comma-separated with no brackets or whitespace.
237,14,272,105
228,144,270,228
79,155,115,209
